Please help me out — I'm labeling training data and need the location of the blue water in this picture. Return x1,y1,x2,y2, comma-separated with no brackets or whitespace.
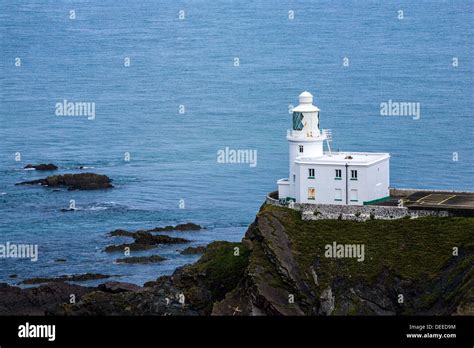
1,0,473,285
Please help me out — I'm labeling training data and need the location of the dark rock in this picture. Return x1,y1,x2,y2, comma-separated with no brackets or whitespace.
60,208,78,212
0,282,94,315
104,243,158,253
151,223,202,232
180,246,207,255
108,229,136,237
62,242,247,316
98,281,143,293
55,259,67,263
134,232,189,245
24,163,58,171
16,172,113,190
105,232,190,252
116,255,166,264
60,285,199,316
108,223,201,238
9,274,18,278
21,273,111,285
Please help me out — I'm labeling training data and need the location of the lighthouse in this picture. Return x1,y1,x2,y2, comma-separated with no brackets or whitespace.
277,91,390,205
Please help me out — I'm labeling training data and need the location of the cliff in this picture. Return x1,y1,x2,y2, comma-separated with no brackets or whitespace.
211,204,474,315
1,204,472,316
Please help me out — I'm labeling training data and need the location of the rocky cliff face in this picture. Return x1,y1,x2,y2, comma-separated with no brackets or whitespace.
211,205,474,315
1,204,472,316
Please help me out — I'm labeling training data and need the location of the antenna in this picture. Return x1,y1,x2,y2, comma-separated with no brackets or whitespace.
323,129,333,156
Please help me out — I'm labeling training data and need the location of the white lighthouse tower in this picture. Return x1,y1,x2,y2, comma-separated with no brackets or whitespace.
278,91,326,201
277,91,390,205
287,91,326,179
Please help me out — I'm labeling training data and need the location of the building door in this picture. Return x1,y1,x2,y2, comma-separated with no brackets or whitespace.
308,187,315,200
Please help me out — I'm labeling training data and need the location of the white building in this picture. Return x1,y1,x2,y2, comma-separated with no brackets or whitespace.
277,91,390,205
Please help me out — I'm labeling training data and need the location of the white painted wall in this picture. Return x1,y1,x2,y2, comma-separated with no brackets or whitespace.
293,158,389,205
288,139,324,199
363,159,390,203
277,179,291,200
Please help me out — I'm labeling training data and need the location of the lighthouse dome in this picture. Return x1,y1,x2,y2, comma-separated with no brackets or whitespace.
293,91,320,112
299,91,313,104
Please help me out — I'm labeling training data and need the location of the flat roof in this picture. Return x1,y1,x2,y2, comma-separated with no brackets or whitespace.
295,152,390,166
370,189,474,216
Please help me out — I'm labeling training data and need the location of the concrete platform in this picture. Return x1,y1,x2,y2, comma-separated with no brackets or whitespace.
370,189,474,217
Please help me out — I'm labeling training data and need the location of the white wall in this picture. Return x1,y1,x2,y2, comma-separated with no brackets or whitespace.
295,158,389,205
364,159,390,203
296,163,348,204
288,139,323,202
278,180,291,200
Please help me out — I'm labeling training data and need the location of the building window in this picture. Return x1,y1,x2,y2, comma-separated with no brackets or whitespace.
351,170,358,180
308,187,315,200
334,189,342,201
293,174,296,183
308,168,315,178
335,169,342,180
299,145,304,153
350,189,358,202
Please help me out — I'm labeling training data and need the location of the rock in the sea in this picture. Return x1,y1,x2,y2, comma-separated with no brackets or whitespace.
108,229,136,237
180,246,207,255
104,243,157,253
108,223,201,238
60,207,79,212
24,163,58,171
105,232,190,252
134,232,189,245
116,255,166,264
21,273,111,285
16,172,113,190
151,223,202,232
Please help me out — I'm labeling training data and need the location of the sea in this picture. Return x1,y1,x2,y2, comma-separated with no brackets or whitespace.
0,0,472,285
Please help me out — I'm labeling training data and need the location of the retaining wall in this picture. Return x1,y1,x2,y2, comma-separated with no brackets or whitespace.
265,192,450,222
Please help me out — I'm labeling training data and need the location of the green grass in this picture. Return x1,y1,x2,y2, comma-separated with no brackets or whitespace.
260,205,474,289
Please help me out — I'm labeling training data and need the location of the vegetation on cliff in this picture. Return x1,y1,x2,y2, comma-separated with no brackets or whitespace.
267,205,473,288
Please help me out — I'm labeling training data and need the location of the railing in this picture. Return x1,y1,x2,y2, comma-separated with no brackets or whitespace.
286,129,324,138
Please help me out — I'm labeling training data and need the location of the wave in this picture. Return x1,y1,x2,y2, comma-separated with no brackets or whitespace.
205,222,250,229
84,201,128,211
58,201,129,212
